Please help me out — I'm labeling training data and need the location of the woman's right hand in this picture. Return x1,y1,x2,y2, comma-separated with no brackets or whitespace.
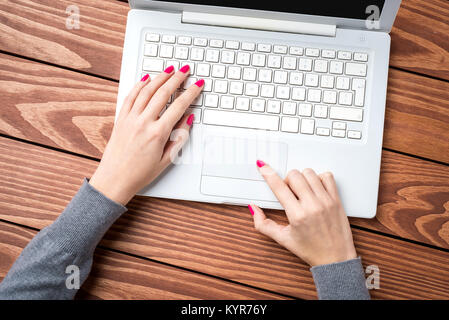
249,161,357,267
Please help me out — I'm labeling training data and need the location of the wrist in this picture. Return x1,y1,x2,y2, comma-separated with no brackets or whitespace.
89,169,135,205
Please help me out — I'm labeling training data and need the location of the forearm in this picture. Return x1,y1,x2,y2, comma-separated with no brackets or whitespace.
0,179,127,299
311,257,370,300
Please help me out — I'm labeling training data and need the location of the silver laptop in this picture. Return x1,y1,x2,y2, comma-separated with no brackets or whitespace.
116,0,402,218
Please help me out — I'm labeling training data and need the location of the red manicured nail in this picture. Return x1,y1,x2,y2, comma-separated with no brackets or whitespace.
195,79,205,87
248,205,254,216
180,65,190,73
187,114,194,126
140,74,149,82
164,65,174,73
256,160,265,168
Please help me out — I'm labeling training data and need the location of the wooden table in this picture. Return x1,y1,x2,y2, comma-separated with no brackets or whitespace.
0,0,448,300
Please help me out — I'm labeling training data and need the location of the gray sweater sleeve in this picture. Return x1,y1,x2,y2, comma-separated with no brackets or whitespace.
311,257,371,300
0,179,127,300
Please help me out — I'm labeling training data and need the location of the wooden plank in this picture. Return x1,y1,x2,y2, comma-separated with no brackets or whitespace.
391,0,449,80
1,0,448,81
0,52,448,163
0,221,284,299
0,137,448,299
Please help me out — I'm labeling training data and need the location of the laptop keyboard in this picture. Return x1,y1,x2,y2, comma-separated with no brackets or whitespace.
141,32,368,140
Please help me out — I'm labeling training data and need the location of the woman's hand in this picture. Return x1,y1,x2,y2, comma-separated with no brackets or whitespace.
249,161,357,267
90,65,203,205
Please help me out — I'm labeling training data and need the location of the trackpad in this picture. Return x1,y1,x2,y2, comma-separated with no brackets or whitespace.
200,136,288,201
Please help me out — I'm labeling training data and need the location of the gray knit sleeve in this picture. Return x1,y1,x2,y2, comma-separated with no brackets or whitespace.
0,179,127,299
310,257,370,300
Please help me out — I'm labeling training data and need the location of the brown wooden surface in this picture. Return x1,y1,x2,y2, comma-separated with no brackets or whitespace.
0,136,448,299
0,0,448,299
0,221,283,299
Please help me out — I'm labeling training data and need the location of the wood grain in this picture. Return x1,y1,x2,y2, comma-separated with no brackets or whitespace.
391,0,449,80
0,221,284,299
0,136,448,299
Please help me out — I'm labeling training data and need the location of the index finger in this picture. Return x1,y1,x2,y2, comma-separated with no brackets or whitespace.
160,79,204,128
257,161,301,222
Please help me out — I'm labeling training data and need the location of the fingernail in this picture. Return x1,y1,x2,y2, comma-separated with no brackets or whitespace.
195,79,205,87
140,74,149,82
256,160,265,168
187,114,194,126
164,65,174,73
180,65,190,73
248,205,254,216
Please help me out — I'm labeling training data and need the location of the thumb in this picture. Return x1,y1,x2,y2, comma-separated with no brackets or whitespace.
249,204,284,244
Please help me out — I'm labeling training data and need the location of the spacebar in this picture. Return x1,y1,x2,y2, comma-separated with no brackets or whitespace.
203,110,279,131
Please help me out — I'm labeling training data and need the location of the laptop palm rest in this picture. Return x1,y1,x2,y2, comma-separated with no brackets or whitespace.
200,136,288,202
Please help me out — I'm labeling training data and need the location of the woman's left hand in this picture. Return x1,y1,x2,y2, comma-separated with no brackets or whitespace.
90,66,203,205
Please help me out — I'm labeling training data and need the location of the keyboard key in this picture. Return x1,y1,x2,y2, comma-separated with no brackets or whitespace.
258,69,272,82
282,102,296,115
174,46,189,59
336,77,350,90
260,84,275,98
203,109,279,131
193,37,208,46
144,43,158,57
160,45,174,58
352,78,366,107
298,103,312,117
183,77,197,89
236,52,251,65
339,92,353,105
225,40,240,49
241,42,255,51
243,68,257,81
305,74,319,87
211,65,226,78
220,95,235,109
289,72,303,86
205,49,219,62
300,118,315,134
178,36,192,45
321,49,336,58
316,127,330,136
214,80,228,93
321,75,334,88
337,51,352,60
192,94,204,106
314,60,328,73
273,71,288,84
314,105,328,118
273,45,287,54
203,79,213,92
165,60,180,71
197,63,211,77
229,81,244,95
228,66,242,80
267,100,281,114
330,61,344,74
143,58,164,72
276,86,290,99
181,62,195,74
289,46,303,56
161,35,176,43
186,107,201,123
332,129,346,137
307,89,322,103
323,90,337,104
345,63,367,77
245,83,259,96
305,48,320,57
330,106,363,122
332,121,346,130
291,87,306,101
236,97,250,110
298,58,313,71
348,130,362,139
221,50,235,64
146,33,160,42
190,47,204,61
354,52,368,62
282,57,297,70
205,94,219,108
281,117,299,133
210,39,224,48
251,99,266,112
257,44,271,53
267,55,282,68
252,54,266,67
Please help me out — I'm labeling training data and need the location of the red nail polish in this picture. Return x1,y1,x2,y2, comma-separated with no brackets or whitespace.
187,114,194,126
195,79,205,87
180,65,190,73
164,65,174,73
140,74,149,82
248,205,254,216
256,160,265,168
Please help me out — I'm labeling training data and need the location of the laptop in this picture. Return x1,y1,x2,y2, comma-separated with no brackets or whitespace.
116,0,402,218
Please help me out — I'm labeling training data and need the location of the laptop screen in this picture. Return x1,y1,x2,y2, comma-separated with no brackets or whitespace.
153,0,386,20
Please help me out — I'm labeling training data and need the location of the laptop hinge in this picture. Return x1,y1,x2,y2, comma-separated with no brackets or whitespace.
182,11,336,37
